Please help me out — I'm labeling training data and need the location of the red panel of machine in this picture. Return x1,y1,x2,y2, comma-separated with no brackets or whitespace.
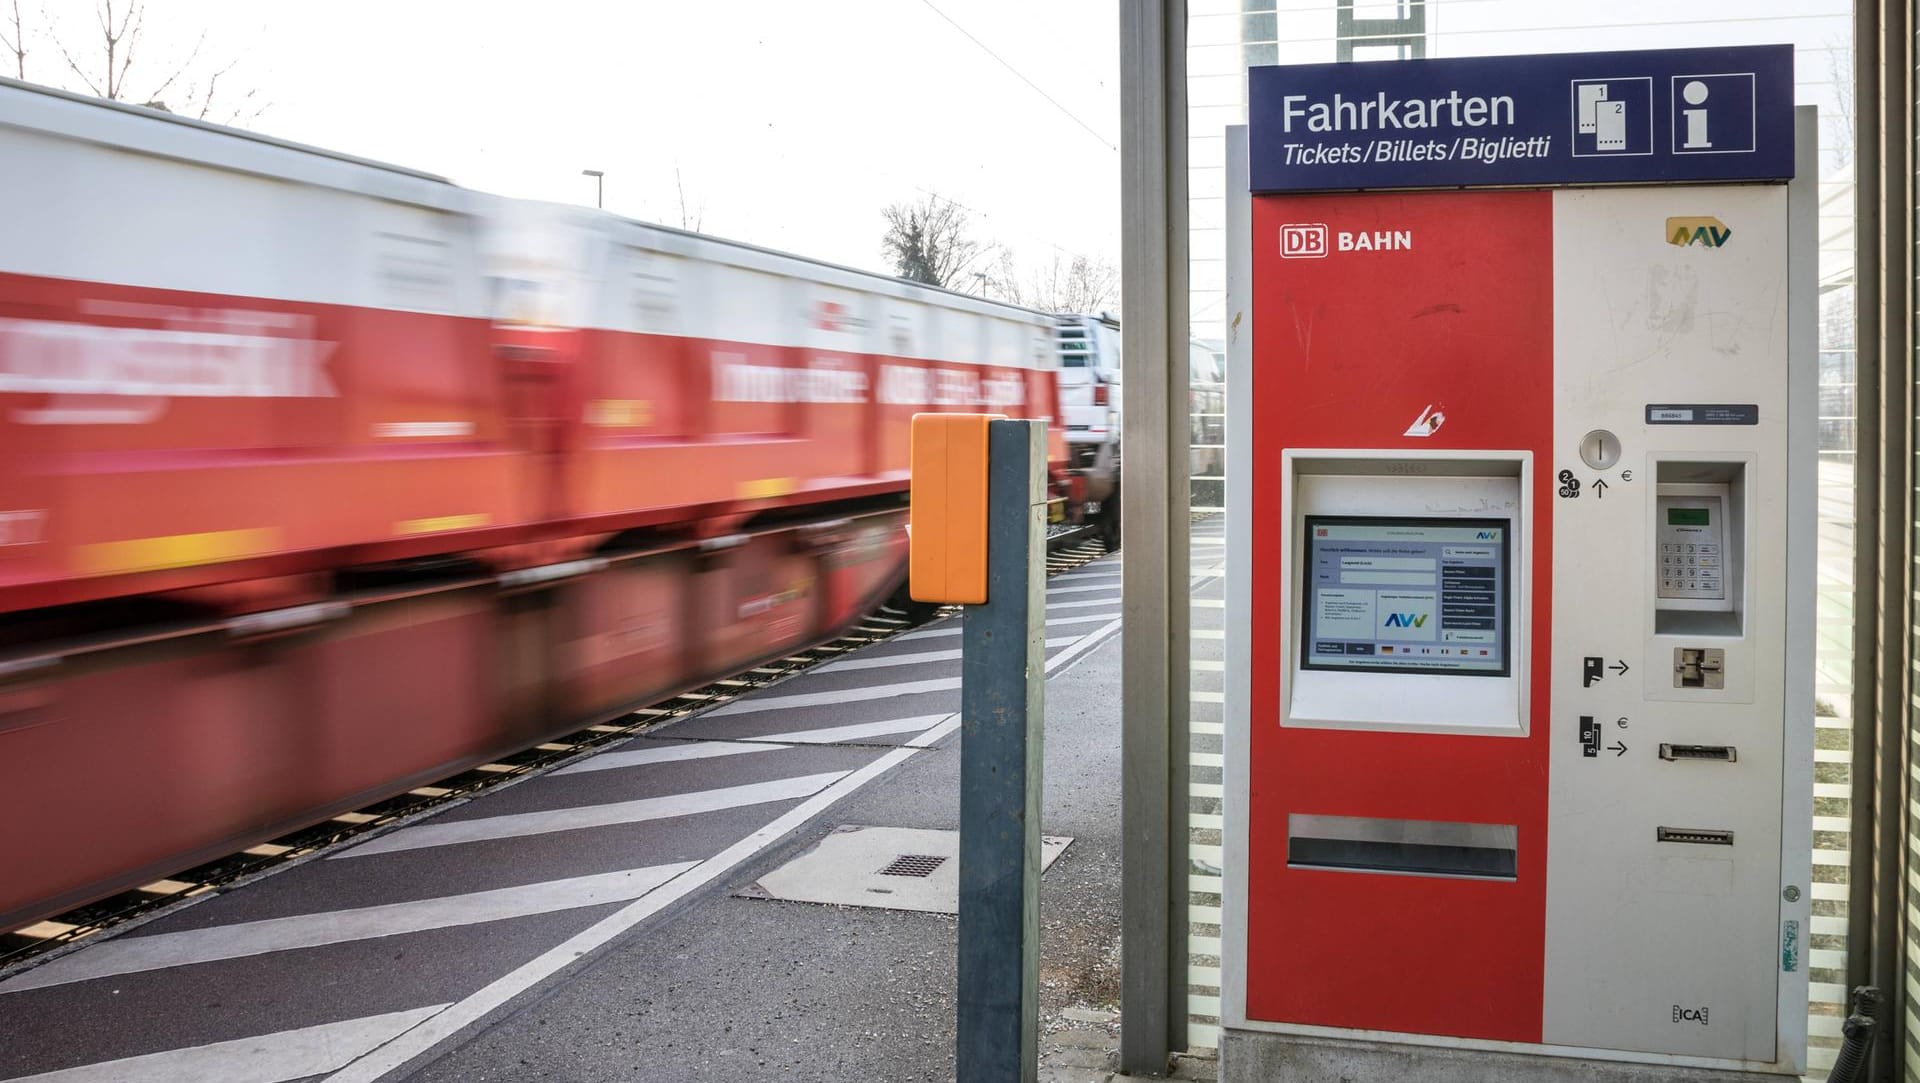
1246,189,1554,1041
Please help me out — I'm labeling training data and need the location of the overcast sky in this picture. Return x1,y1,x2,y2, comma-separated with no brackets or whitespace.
19,1,1849,284
20,0,1122,277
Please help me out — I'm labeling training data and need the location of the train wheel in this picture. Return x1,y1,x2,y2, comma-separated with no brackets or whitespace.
884,583,945,626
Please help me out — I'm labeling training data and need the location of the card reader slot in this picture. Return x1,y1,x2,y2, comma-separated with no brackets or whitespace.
1287,814,1517,880
1656,826,1735,846
1658,743,1738,763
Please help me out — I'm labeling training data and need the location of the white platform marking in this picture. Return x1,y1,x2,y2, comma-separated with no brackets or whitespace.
816,638,1077,673
1046,583,1121,596
14,1005,448,1083
551,739,782,777
898,611,1117,641
0,865,694,992
703,677,958,716
1049,598,1124,611
752,715,953,745
321,614,1127,1083
908,716,963,747
335,773,845,858
818,647,964,671
323,759,931,1083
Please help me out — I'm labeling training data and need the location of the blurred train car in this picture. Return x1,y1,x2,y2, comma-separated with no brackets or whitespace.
0,78,1064,933
1052,313,1122,550
1051,314,1224,547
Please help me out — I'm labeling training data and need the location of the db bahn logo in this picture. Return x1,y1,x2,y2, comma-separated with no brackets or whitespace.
810,300,868,333
1279,223,1328,259
1281,223,1414,257
813,301,850,331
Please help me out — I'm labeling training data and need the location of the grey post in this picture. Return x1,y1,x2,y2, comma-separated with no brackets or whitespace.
957,418,1047,1083
1120,0,1190,1072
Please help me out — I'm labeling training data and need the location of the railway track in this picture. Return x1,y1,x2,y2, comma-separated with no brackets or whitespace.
0,528,1112,973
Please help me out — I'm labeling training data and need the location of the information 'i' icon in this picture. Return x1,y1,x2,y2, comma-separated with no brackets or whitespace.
1680,79,1712,149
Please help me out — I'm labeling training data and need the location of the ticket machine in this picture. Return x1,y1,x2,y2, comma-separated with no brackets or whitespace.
1221,45,1816,1080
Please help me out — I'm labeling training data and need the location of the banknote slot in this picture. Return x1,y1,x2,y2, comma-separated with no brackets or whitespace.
1658,743,1737,763
1656,826,1735,846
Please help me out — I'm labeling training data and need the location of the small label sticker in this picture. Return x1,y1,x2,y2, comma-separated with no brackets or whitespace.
1782,918,1800,973
1672,1004,1710,1025
1646,404,1759,425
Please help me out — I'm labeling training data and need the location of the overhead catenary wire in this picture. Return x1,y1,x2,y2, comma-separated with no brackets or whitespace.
915,0,1119,155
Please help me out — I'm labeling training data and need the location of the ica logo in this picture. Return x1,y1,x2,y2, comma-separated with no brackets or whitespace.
1667,216,1732,248
1383,613,1429,629
1279,224,1328,259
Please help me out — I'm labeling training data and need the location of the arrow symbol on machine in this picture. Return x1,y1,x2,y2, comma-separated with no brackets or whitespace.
1609,740,1629,757
1593,478,1610,499
1609,660,1630,676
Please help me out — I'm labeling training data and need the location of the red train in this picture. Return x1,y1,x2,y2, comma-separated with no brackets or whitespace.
0,78,1072,933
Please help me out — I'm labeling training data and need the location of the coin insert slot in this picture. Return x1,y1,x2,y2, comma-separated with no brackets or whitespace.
1656,826,1735,846
1659,743,1737,763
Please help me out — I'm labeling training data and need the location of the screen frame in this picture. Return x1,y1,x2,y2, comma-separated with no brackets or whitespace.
1298,513,1514,679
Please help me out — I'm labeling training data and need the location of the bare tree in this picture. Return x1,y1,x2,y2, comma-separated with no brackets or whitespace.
985,250,1119,314
35,1,263,124
1,1,25,79
1825,37,1854,170
881,193,988,289
674,167,704,233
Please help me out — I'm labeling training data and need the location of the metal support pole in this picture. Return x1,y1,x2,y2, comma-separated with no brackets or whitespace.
1850,2,1915,1078
1842,0,1881,1023
1120,0,1190,1073
1335,0,1426,62
957,418,1046,1083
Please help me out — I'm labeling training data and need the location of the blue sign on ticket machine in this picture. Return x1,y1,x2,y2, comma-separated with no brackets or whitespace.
1220,44,1818,1082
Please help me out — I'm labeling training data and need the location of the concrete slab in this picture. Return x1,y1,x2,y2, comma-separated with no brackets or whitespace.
741,825,1071,914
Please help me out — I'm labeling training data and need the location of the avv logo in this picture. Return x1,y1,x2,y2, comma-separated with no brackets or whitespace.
1383,612,1429,629
1570,77,1652,157
1667,215,1732,248
1671,73,1757,155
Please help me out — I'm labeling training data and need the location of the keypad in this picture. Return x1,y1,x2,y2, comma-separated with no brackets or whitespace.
1658,542,1722,598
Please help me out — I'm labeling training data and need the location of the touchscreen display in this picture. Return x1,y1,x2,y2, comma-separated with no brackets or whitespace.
1301,517,1510,676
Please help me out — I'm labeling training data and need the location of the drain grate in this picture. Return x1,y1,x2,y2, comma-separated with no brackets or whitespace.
878,854,947,878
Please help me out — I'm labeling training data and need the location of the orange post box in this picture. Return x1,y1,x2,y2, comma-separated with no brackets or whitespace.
908,413,999,604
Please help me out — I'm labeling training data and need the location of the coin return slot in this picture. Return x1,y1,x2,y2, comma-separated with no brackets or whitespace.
1288,814,1517,880
1659,743,1737,763
1656,826,1735,846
